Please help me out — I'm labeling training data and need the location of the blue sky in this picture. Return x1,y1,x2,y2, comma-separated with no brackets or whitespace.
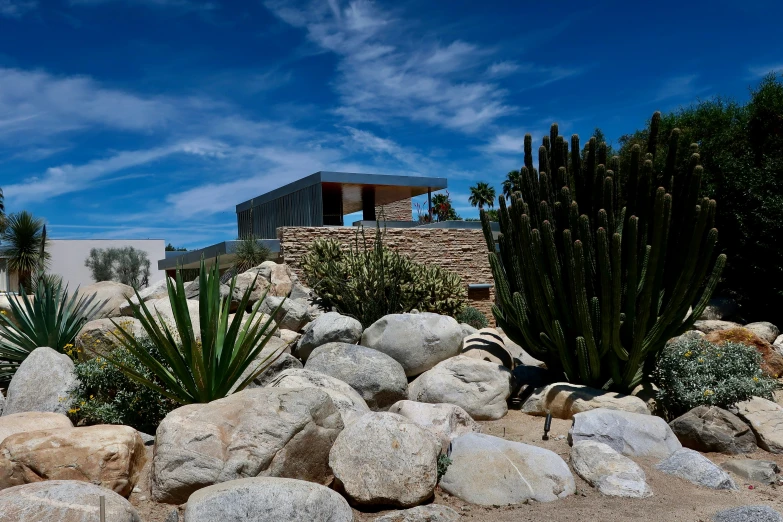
1,0,782,249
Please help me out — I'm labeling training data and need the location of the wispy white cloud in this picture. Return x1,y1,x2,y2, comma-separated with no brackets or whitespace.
654,74,709,102
487,61,520,78
748,63,783,78
0,0,36,18
69,0,216,9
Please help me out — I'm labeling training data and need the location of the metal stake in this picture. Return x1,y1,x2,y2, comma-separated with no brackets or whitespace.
100,495,106,522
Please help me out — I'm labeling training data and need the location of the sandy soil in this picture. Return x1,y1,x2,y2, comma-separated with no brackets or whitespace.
130,410,783,522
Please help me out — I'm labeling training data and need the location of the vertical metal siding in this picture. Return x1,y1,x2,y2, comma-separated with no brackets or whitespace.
237,183,323,239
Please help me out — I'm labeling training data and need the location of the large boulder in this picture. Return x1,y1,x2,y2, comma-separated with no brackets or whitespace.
0,412,73,443
388,400,480,453
656,448,737,490
0,480,141,522
693,320,743,335
227,311,281,338
75,317,143,358
460,328,514,369
721,459,780,484
119,278,170,316
233,271,272,305
569,408,682,459
713,506,783,522
522,383,649,419
440,432,575,505
305,343,408,410
361,313,463,377
734,397,783,453
266,369,371,425
185,279,242,311
498,332,545,367
329,412,440,507
744,322,780,344
246,353,303,388
669,405,757,454
260,296,310,332
295,313,363,361
2,347,77,416
0,425,146,497
77,281,134,319
183,477,353,522
374,505,460,522
705,327,783,377
151,387,344,504
407,355,512,421
570,440,651,498
775,334,783,356
698,297,738,321
145,298,201,341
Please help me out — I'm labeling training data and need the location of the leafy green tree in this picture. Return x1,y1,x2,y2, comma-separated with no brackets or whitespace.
617,74,783,324
431,193,460,222
468,182,496,210
165,243,188,251
84,247,151,289
0,211,49,292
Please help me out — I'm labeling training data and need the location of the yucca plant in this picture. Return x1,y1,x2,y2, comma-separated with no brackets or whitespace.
481,112,726,392
105,256,285,404
0,279,105,382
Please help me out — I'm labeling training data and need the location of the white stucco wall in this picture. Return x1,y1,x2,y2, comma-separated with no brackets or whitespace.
46,239,166,289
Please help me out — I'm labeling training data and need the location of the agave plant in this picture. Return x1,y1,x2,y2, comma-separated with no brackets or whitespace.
106,256,285,404
0,279,105,382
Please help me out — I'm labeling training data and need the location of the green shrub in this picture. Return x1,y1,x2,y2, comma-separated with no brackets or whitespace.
69,340,177,434
437,453,452,481
301,225,466,327
655,338,776,418
456,306,489,329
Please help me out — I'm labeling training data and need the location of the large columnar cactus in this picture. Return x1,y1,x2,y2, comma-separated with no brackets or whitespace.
481,112,726,392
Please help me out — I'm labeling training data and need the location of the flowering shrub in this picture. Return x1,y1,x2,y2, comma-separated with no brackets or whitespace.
69,337,177,434
655,338,777,418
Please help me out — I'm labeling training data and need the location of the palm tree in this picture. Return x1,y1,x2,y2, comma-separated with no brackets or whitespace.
0,211,49,292
468,182,496,210
0,187,6,233
502,170,522,201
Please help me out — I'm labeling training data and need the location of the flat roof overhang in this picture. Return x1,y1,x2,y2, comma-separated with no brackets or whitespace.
235,171,448,214
157,239,280,271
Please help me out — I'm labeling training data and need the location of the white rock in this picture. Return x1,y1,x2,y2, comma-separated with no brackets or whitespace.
522,383,650,419
569,408,682,459
361,313,463,377
77,280,135,319
295,312,362,361
305,342,408,410
734,396,783,453
0,412,73,443
75,317,143,357
744,322,780,344
328,412,440,507
440,432,575,505
388,400,481,452
2,348,78,416
373,505,461,522
266,368,371,425
692,320,742,335
570,440,652,498
119,278,170,316
461,327,514,369
183,477,353,522
656,448,737,490
408,355,512,421
145,297,201,341
260,296,310,331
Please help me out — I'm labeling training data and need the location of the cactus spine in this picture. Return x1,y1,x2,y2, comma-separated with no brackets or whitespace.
481,112,726,392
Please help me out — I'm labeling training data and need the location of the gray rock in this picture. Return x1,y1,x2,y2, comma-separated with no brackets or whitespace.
289,282,312,301
0,480,141,522
295,312,363,361
185,278,241,310
75,317,144,358
120,278,170,316
0,391,4,416
569,408,682,459
233,271,272,305
656,448,737,490
151,387,344,504
227,339,294,394
721,459,780,484
306,342,408,410
139,432,155,446
183,477,353,522
774,335,783,356
2,347,78,416
249,353,303,388
260,296,310,331
165,509,180,522
744,322,780,344
77,280,134,319
373,505,461,522
440,432,575,505
713,506,783,522
459,323,478,338
522,383,650,420
570,440,651,498
361,313,464,377
146,298,201,342
266,368,371,425
461,328,513,369
693,320,742,335
699,298,739,321
408,355,512,421
329,412,440,507
734,397,783,453
388,400,481,453
670,405,757,454
499,332,545,367
667,330,706,345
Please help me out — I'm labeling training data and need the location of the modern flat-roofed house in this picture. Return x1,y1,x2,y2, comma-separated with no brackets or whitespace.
159,172,499,317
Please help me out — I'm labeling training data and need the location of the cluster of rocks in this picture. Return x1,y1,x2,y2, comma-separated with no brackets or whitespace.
1,273,782,521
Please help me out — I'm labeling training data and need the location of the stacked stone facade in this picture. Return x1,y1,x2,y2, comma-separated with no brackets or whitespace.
374,198,412,221
277,226,495,320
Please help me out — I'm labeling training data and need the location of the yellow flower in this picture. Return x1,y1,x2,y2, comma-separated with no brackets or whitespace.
684,351,692,358
0,310,6,315
698,358,705,363
753,376,759,382
703,389,714,396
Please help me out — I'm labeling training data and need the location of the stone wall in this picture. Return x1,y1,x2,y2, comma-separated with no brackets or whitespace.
375,198,412,221
277,226,495,320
